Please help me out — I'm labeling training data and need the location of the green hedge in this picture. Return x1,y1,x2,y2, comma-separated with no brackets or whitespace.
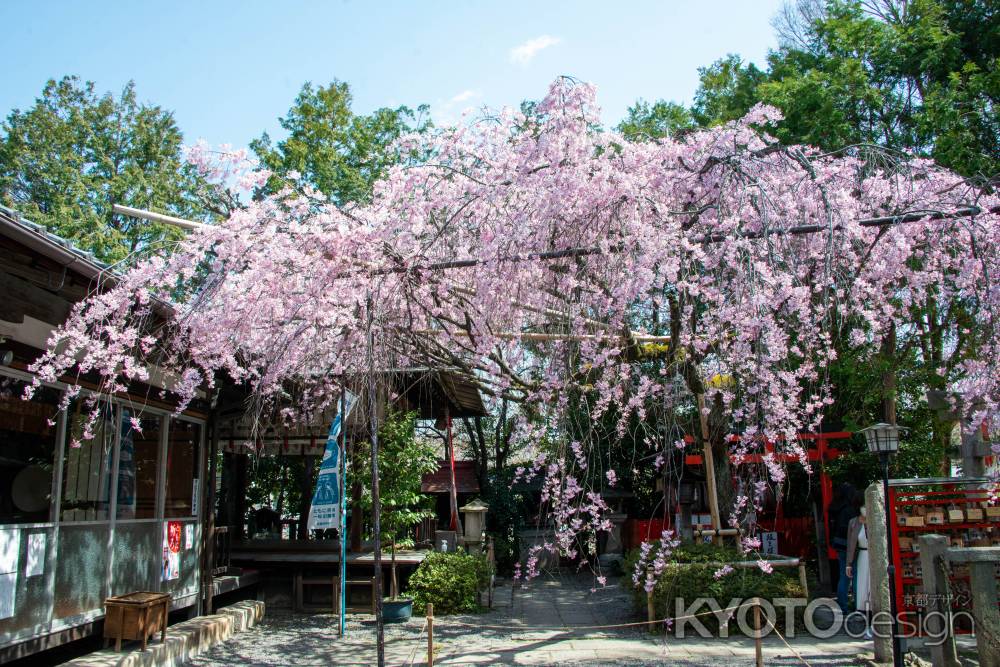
623,542,806,633
406,551,491,615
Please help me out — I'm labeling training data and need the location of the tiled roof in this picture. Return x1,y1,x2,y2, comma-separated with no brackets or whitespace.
0,205,110,271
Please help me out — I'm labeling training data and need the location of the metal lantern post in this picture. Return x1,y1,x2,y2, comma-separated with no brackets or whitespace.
859,423,906,667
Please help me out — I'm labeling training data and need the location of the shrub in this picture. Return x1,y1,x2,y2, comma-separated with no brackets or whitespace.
406,551,491,615
623,542,806,633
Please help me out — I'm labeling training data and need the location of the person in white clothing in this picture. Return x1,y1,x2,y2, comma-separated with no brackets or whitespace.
846,505,872,638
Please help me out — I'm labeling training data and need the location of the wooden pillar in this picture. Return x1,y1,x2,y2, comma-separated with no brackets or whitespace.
234,453,248,541
298,454,315,540
446,407,461,536
202,404,221,614
427,603,434,667
696,393,722,544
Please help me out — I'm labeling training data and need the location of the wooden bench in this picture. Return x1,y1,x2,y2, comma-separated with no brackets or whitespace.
293,574,376,614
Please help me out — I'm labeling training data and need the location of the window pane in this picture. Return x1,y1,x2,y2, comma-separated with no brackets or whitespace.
116,410,162,520
61,402,114,521
109,523,161,597
0,526,55,638
0,377,59,524
53,524,108,618
165,420,201,518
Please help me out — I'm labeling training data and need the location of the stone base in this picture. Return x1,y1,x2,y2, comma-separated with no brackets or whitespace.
63,600,265,667
597,553,624,574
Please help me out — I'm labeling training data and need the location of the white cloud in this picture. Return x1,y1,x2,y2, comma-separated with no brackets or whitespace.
450,89,479,104
433,89,484,127
509,35,561,66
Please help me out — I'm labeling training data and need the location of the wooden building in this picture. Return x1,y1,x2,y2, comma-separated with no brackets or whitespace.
0,206,247,662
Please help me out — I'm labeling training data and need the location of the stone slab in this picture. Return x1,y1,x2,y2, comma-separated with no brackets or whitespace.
62,600,264,667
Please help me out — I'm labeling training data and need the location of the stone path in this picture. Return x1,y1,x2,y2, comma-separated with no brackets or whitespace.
185,573,916,666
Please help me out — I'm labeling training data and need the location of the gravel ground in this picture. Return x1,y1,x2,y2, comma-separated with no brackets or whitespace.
187,577,877,666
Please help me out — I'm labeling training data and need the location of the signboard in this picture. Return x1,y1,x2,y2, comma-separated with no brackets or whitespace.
761,531,779,556
163,521,181,581
26,533,45,577
306,394,357,533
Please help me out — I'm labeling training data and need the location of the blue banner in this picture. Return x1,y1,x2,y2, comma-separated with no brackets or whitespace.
307,396,355,532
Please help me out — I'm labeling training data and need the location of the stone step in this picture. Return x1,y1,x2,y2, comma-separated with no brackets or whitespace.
61,601,264,667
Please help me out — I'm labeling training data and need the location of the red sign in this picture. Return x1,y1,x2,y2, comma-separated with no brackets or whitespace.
167,521,182,553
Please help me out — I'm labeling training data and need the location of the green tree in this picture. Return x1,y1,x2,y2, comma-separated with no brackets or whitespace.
251,80,430,205
0,76,214,263
617,100,695,141
359,410,437,598
692,54,768,127
695,1,999,178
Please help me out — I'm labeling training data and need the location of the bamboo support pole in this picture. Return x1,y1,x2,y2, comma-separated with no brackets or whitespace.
112,204,209,231
696,392,723,544
410,329,671,343
691,527,740,537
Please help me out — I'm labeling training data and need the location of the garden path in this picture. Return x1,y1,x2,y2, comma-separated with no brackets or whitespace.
187,573,970,666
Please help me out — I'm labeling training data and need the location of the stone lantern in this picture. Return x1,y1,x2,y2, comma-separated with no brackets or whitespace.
459,499,489,553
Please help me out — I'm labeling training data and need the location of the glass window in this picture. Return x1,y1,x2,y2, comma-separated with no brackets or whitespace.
165,420,201,518
116,409,162,520
0,377,60,524
53,524,108,618
61,401,115,521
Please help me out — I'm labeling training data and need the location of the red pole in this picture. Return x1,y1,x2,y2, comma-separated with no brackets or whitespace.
446,408,461,534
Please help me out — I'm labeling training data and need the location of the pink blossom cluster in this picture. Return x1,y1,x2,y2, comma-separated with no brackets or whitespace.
632,531,681,594
26,77,1000,588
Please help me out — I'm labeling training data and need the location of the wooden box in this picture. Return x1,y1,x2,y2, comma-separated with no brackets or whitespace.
926,510,945,525
104,592,170,651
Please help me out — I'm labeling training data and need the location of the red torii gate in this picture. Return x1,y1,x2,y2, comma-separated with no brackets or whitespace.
680,431,851,558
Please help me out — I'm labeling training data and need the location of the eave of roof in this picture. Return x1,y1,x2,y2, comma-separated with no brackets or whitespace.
0,205,112,283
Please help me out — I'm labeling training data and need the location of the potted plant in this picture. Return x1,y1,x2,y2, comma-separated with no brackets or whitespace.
363,411,438,622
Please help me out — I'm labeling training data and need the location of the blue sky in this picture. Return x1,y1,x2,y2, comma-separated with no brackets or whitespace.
1,1,785,150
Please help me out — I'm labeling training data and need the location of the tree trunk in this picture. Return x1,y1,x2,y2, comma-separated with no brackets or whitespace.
298,455,315,539
350,438,363,553
881,325,897,425
391,539,398,599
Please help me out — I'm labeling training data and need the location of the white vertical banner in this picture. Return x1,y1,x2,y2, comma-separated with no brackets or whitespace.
0,529,20,620
307,394,357,533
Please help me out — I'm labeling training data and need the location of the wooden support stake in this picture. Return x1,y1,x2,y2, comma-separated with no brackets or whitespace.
798,563,809,599
753,599,763,667
647,591,656,632
696,392,722,544
427,603,434,667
